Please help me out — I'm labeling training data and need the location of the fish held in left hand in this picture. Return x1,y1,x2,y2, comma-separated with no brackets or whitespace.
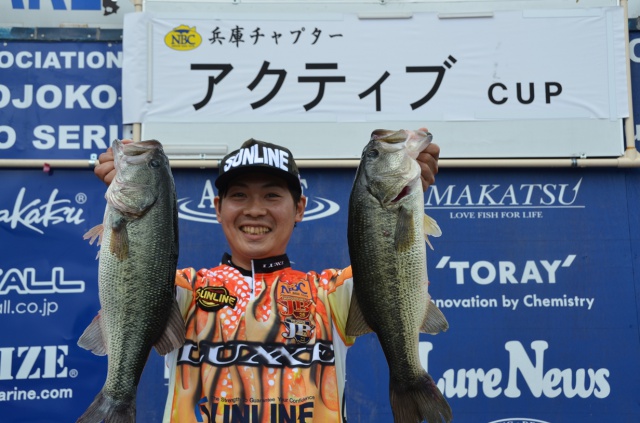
77,140,185,423
346,128,451,423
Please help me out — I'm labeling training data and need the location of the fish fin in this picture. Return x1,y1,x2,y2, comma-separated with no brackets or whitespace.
425,237,435,251
423,213,442,237
109,216,129,261
394,206,415,253
77,312,108,356
390,372,453,423
423,214,442,251
83,224,104,247
420,297,449,335
154,300,186,356
76,389,136,423
345,291,374,337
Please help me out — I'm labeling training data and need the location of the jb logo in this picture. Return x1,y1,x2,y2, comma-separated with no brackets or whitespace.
282,318,314,344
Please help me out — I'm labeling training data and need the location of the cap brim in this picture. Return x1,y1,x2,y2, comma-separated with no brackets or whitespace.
215,165,301,192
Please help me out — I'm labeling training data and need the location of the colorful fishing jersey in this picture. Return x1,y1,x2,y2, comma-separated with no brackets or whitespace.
164,253,355,423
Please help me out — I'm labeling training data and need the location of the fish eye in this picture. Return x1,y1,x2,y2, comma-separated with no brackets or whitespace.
149,159,161,168
367,149,379,158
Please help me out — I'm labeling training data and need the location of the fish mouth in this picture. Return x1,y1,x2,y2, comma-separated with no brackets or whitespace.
370,129,433,159
113,140,164,169
371,129,431,144
122,140,163,156
371,129,405,143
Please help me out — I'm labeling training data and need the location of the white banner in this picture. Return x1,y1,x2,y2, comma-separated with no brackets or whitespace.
124,9,627,123
122,8,629,159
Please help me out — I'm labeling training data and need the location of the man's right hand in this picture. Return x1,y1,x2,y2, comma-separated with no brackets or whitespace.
94,139,132,186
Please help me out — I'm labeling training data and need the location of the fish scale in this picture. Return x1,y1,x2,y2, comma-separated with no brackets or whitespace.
346,129,452,423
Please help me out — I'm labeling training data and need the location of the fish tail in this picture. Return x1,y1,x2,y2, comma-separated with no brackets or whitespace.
76,390,135,423
389,372,452,423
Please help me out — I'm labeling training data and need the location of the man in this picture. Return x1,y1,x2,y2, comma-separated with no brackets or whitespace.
93,135,440,423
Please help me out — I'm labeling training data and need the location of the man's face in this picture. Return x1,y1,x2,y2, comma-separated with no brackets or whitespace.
214,172,306,270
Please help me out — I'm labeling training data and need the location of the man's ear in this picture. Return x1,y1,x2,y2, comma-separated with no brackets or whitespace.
214,196,222,222
295,195,307,223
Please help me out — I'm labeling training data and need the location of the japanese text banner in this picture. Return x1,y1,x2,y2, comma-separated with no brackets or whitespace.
123,9,628,124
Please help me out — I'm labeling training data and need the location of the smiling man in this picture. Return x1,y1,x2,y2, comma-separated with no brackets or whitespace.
212,140,306,271
93,135,440,423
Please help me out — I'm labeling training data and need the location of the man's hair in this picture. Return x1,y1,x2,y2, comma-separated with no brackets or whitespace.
217,179,302,210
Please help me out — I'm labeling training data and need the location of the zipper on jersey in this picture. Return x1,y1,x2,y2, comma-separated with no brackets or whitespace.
249,260,256,301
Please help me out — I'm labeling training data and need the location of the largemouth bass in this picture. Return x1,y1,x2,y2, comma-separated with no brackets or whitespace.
78,140,185,423
346,129,452,423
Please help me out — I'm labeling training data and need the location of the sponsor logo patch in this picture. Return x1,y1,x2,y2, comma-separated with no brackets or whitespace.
196,286,237,312
277,280,315,344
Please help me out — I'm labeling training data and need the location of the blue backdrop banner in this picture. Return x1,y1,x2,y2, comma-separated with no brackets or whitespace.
0,41,122,160
1,165,639,423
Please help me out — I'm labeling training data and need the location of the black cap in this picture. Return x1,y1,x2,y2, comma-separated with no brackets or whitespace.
215,139,301,192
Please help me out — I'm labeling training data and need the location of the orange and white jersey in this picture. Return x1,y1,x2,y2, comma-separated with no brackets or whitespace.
163,253,355,423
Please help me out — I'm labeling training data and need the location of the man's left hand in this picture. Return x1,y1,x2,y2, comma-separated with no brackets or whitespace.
417,142,440,191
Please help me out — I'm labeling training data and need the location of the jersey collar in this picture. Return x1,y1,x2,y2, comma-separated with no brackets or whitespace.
221,253,291,276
